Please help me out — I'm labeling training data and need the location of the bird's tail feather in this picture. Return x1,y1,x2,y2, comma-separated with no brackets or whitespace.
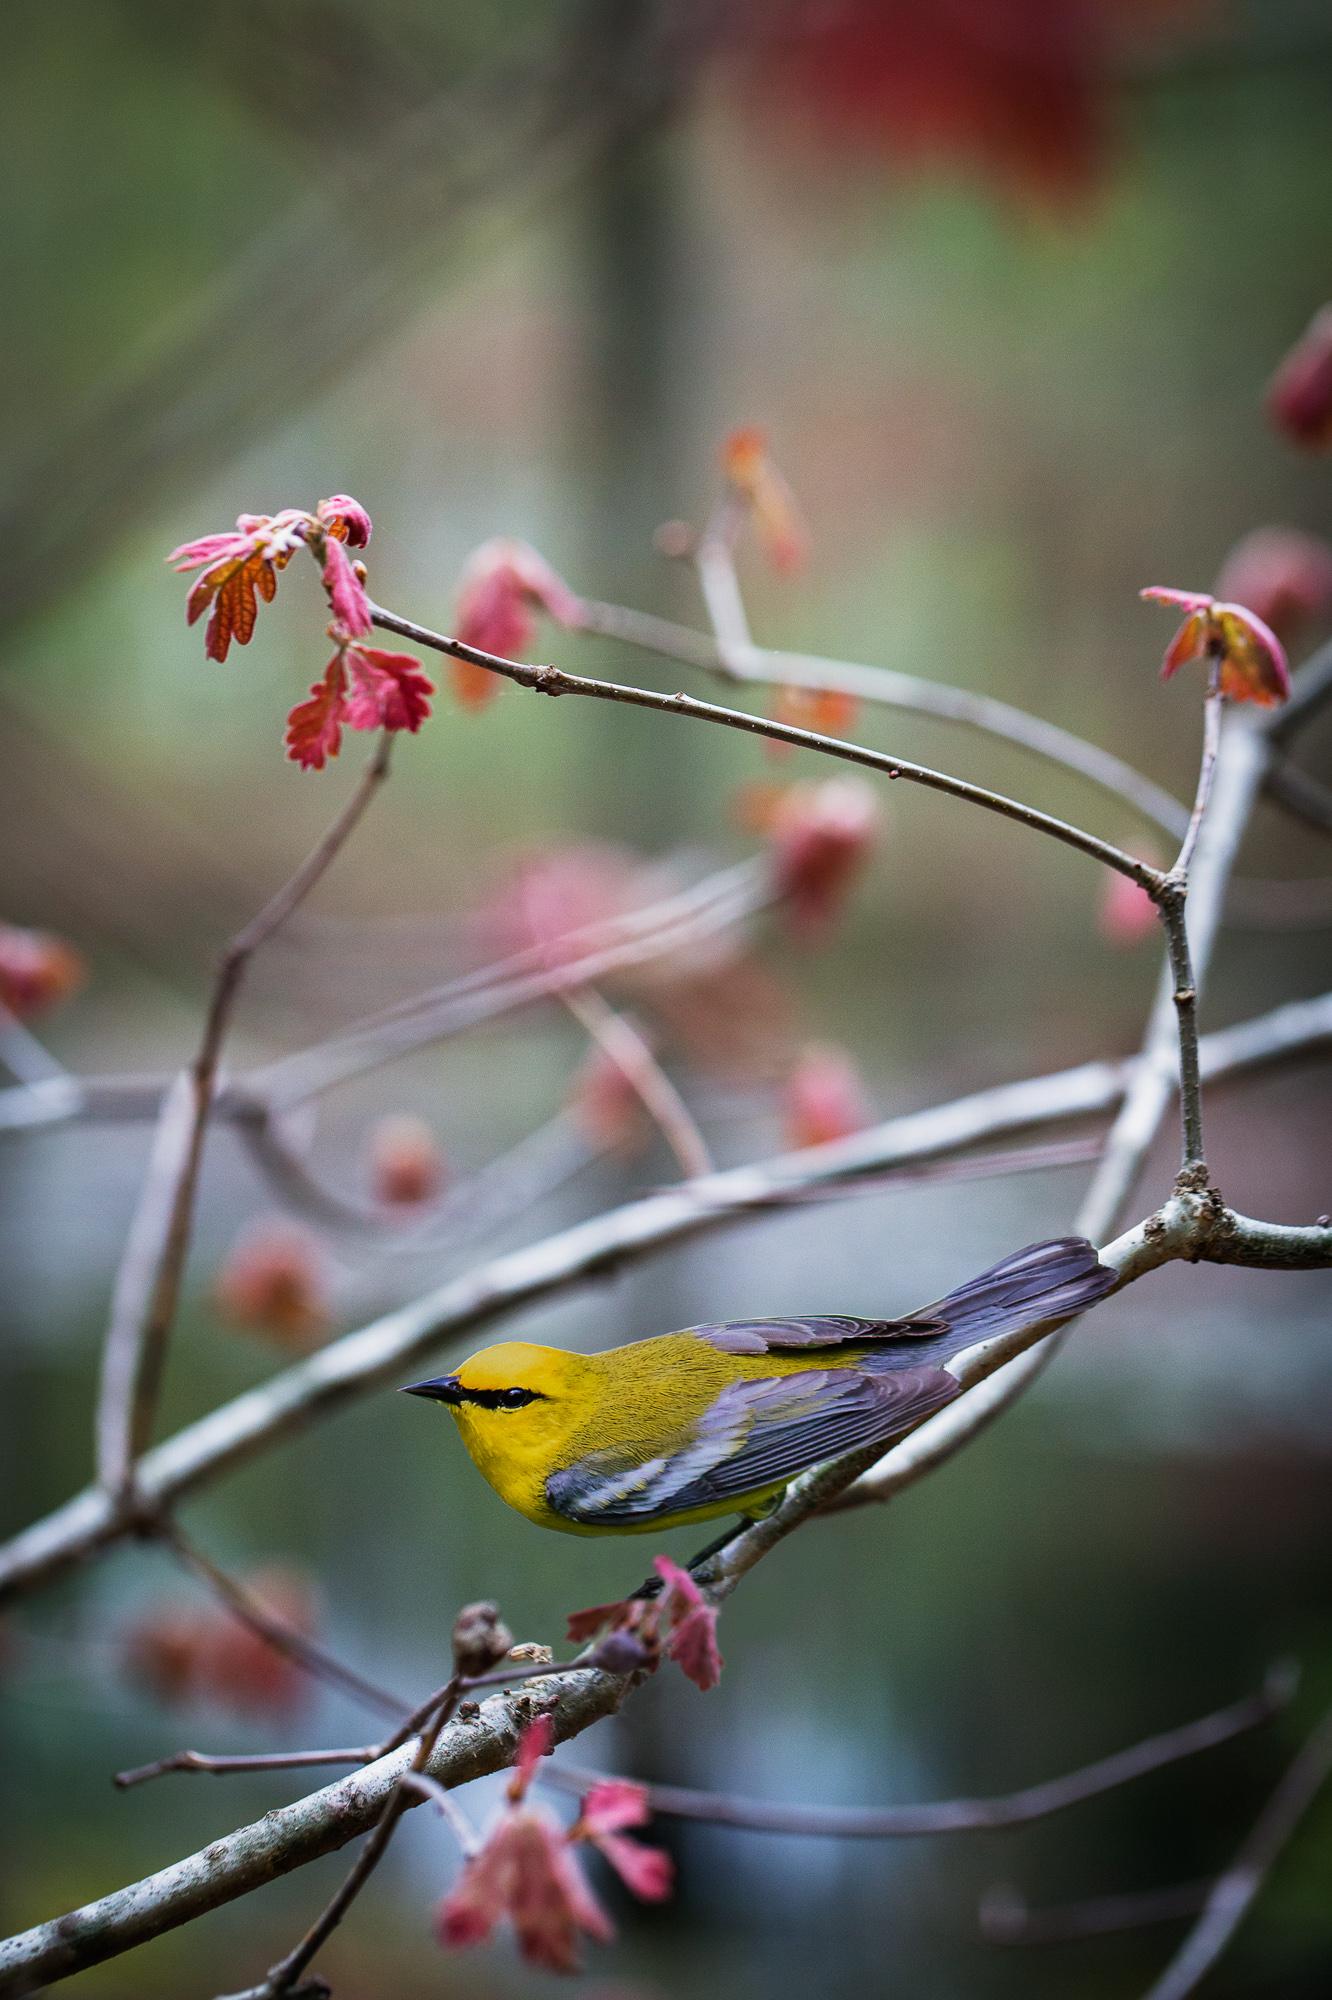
923,1236,1115,1359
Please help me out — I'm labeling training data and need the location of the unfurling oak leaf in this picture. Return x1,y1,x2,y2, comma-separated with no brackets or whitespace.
169,509,309,662
343,645,434,733
0,923,86,1020
285,643,434,770
1266,304,1332,451
1140,587,1290,708
316,493,373,548
452,539,584,709
572,1781,674,1903
723,426,808,574
122,1567,318,1720
320,534,372,637
285,655,349,771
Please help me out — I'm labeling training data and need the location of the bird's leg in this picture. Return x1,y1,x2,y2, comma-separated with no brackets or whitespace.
630,1511,768,1601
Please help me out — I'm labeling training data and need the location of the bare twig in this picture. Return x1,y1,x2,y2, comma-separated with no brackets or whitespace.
156,1518,408,1720
537,1669,1289,1836
368,602,1164,894
94,737,392,1499
573,595,1192,841
258,1679,464,1998
561,983,713,1178
1263,758,1332,836
0,1556,1292,1988
831,712,1267,1517
980,1880,1209,1946
1143,1701,1332,2000
1,983,1327,1607
250,857,768,1111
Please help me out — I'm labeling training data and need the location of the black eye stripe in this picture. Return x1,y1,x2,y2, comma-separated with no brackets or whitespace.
460,1385,541,1410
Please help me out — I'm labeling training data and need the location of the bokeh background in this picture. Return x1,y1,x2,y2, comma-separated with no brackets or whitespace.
3,2,1332,1995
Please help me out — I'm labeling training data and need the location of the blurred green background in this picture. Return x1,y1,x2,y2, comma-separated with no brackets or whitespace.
3,3,1332,1995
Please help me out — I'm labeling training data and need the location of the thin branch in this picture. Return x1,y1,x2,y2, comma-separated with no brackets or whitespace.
94,737,392,1498
368,602,1164,894
1,980,1327,1607
1174,672,1224,881
156,1518,408,1720
1143,1701,1332,2000
257,1679,464,1998
980,1880,1209,1946
829,713,1269,1518
0,1521,1292,1988
250,857,768,1111
536,1670,1288,1837
115,1748,371,1791
0,860,768,1135
561,983,713,1179
1263,758,1332,836
573,595,1192,841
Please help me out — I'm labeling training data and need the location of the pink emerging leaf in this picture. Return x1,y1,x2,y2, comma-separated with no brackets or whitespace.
317,492,373,547
437,1808,612,1973
666,1604,724,1691
452,539,584,707
1140,587,1290,707
342,646,434,733
284,656,349,771
509,1713,555,1802
321,535,372,637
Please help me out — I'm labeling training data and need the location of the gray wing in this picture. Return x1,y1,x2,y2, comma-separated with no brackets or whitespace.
690,1313,947,1355
544,1364,960,1528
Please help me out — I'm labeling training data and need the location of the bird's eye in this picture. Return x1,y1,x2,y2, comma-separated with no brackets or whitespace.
500,1386,535,1408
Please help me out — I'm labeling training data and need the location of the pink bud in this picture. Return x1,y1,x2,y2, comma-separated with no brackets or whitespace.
783,1044,871,1150
368,1114,446,1205
213,1220,331,1349
1213,528,1332,647
768,778,879,933
1266,305,1332,450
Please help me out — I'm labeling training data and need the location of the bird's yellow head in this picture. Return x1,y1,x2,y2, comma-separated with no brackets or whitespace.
403,1342,590,1521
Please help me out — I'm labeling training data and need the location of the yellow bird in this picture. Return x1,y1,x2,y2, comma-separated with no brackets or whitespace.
404,1238,1114,1537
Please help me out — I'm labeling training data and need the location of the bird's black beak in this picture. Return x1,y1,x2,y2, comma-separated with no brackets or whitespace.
402,1375,463,1405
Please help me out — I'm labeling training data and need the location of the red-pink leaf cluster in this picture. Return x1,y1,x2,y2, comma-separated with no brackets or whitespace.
1140,587,1290,708
168,493,433,766
451,539,583,709
285,642,434,769
565,1553,724,1693
783,1043,871,1149
123,1568,318,1720
437,1715,671,1974
0,923,86,1021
